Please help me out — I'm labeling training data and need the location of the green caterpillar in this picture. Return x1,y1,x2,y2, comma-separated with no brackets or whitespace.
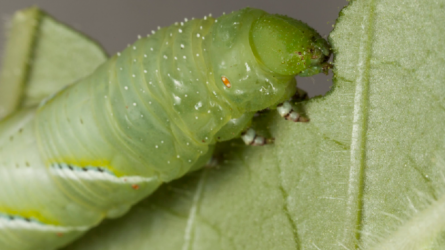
0,7,330,250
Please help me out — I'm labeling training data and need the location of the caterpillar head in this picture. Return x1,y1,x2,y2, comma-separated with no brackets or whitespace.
208,8,331,114
250,13,331,77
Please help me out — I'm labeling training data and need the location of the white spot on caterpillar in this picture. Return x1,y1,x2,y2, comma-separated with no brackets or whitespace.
177,68,180,71
150,47,154,51
151,30,155,34
187,142,190,145
124,86,128,90
157,26,161,30
170,33,173,37
196,54,199,57
184,18,188,22
195,102,202,110
161,141,164,143
120,68,123,71
133,46,137,50
174,57,178,60
204,16,207,20
207,110,210,113
197,33,200,38
155,145,158,148
144,70,147,73
209,13,212,17
183,56,187,59
177,155,180,158
117,52,121,56
133,103,137,106
179,29,183,33
164,55,168,59
200,26,203,30
137,35,141,39
195,117,198,119
180,44,185,49
132,74,136,78
180,22,184,26
141,115,144,117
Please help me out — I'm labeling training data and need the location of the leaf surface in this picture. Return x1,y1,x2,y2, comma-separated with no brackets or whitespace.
0,7,107,119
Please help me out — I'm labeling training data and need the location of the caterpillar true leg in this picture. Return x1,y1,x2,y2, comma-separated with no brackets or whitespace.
276,101,309,122
241,128,274,146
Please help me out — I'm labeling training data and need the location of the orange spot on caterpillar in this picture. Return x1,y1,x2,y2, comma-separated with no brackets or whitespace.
57,232,64,237
132,184,140,190
221,76,231,88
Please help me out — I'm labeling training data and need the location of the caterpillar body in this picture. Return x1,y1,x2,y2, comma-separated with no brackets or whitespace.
0,8,330,250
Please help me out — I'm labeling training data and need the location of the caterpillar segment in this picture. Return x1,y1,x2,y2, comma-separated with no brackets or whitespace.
0,8,331,250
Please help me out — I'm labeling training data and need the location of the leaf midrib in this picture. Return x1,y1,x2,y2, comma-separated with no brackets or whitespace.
341,0,376,248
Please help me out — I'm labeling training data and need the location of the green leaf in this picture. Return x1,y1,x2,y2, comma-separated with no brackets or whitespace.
0,7,107,119
61,0,445,250
1,1,443,249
